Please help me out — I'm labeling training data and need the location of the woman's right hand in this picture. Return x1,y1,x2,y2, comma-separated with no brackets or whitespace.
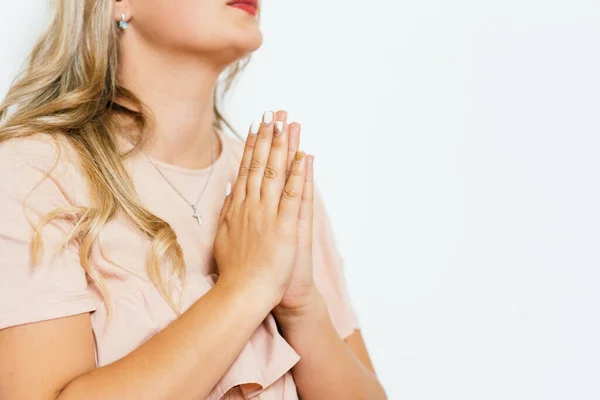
213,110,308,306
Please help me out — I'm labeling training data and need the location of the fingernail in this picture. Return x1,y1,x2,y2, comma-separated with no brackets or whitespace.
275,121,284,136
295,150,305,162
226,182,232,196
250,121,260,135
263,111,274,124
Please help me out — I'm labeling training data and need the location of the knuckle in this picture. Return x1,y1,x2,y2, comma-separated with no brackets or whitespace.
249,158,263,173
244,204,265,224
244,141,255,151
263,165,278,180
238,164,250,177
239,205,252,222
282,186,299,200
257,128,272,139
244,206,258,220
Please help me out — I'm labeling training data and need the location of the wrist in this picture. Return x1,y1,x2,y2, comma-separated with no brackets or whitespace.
274,289,329,336
215,271,282,310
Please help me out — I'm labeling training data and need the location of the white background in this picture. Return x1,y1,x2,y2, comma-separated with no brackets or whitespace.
2,1,600,399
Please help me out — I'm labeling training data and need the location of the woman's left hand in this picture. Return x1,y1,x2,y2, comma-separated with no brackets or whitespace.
273,120,321,330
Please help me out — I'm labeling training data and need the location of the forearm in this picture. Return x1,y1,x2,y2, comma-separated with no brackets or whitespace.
59,278,276,400
280,295,387,400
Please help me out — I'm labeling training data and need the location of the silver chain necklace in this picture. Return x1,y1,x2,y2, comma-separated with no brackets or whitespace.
143,130,216,225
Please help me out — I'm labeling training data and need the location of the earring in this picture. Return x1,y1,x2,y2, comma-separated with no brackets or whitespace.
119,12,129,30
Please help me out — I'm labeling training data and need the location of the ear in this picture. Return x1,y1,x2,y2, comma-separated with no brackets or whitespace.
113,0,132,25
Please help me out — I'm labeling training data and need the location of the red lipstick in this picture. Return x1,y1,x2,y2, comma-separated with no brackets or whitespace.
227,0,258,16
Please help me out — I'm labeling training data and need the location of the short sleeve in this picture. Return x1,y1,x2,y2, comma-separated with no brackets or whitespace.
312,185,360,339
0,136,96,330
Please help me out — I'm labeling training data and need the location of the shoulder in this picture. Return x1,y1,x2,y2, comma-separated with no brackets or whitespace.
0,133,86,204
0,133,80,169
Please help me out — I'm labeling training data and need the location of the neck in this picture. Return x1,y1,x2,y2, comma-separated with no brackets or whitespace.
117,34,224,170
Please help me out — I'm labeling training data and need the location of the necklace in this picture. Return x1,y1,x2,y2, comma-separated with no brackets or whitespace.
143,129,216,225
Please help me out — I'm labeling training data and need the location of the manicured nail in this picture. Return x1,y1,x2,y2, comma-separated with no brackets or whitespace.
275,121,284,136
226,182,231,196
295,150,305,162
250,121,260,135
263,111,274,124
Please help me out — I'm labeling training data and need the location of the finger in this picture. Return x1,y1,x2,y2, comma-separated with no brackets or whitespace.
261,110,290,208
219,182,233,226
232,122,260,202
246,111,276,200
297,155,315,241
278,150,308,222
286,123,301,179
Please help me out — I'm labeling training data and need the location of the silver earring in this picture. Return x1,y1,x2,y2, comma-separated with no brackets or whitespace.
119,12,129,30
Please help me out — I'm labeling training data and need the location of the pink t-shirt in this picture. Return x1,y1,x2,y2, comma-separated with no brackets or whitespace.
0,129,359,399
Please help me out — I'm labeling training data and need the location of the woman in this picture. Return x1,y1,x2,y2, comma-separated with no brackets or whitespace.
0,1,386,399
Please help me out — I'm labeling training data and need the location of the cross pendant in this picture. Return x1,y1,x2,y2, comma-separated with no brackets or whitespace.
192,205,203,225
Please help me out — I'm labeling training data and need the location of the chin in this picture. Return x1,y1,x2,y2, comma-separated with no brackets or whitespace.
236,29,263,53
220,29,263,63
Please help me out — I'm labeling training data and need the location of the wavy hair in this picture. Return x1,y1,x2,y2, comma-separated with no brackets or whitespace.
0,0,248,314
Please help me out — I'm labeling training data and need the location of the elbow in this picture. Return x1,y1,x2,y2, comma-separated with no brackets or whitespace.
365,378,388,400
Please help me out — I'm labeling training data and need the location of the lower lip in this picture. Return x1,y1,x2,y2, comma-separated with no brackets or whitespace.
228,3,257,16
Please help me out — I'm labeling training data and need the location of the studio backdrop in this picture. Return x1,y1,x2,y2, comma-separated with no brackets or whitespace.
2,1,600,399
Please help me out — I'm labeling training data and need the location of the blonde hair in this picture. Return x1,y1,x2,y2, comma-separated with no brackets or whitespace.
0,0,248,314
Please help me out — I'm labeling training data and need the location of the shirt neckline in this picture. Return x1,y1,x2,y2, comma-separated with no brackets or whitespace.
141,128,227,177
